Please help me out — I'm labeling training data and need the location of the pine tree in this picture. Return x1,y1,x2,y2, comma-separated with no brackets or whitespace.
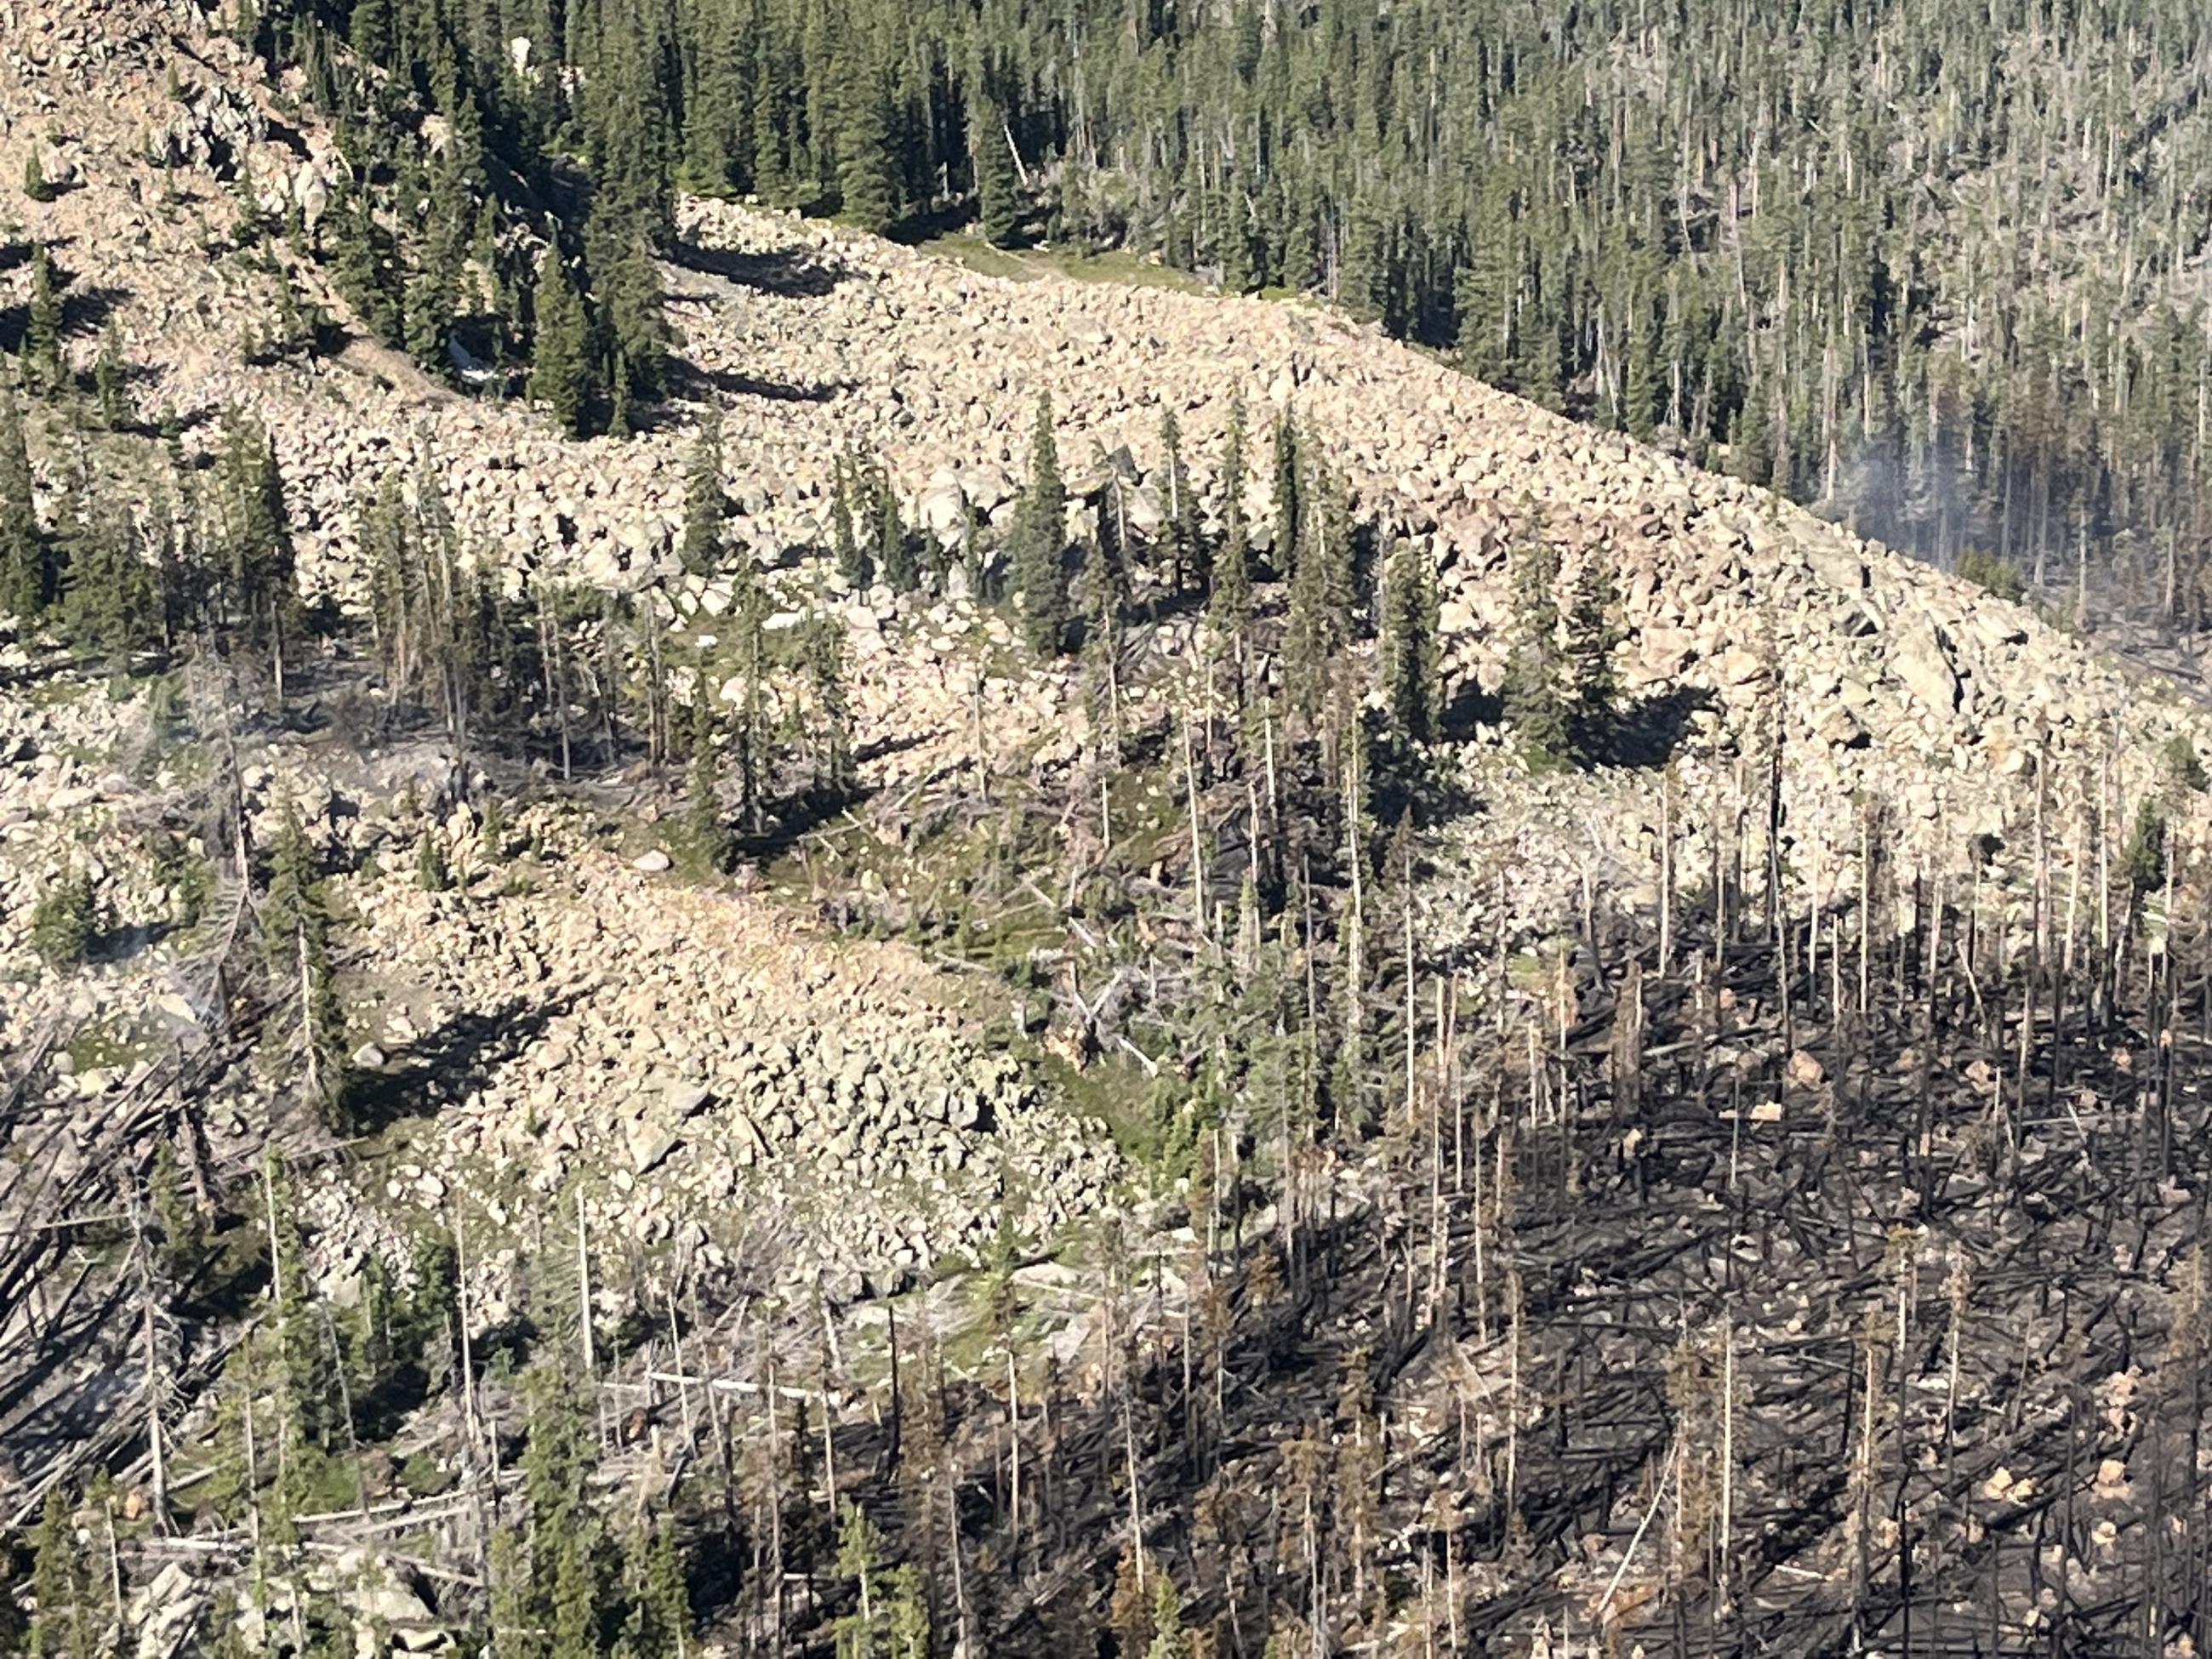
26,1487,87,1658
680,415,728,576
23,146,54,203
26,243,63,394
0,381,53,619
1564,542,1624,762
263,807,350,1128
1381,539,1440,750
214,413,302,695
1502,520,1568,760
836,54,898,235
1270,409,1302,572
832,455,872,590
875,464,915,593
1160,406,1203,596
415,829,452,892
833,1502,886,1659
973,90,1022,248
94,322,128,430
637,1514,693,1657
268,1154,341,1452
1012,392,1068,653
1146,1576,1192,1659
528,254,594,438
686,694,731,870
1211,398,1250,618
808,604,856,797
57,503,159,660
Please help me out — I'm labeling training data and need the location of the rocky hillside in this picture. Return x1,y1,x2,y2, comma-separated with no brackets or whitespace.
6,2,2212,1654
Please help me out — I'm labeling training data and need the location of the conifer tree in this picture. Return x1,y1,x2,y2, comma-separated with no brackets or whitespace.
680,415,728,577
1146,1576,1192,1659
1381,539,1441,750
0,382,52,619
1012,392,1068,653
214,413,303,698
264,805,349,1127
26,243,63,395
29,866,97,968
1502,520,1568,760
22,146,54,204
415,828,452,892
26,1487,87,1658
686,693,731,870
94,322,128,430
266,1154,341,1454
875,464,916,593
836,54,899,235
831,455,872,590
974,91,1022,248
1160,406,1202,596
528,254,594,438
1211,399,1250,620
834,1502,887,1659
58,503,159,660
1270,410,1302,572
808,604,857,797
1564,541,1624,762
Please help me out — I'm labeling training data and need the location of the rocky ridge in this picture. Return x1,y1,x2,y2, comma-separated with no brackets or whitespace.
4,0,2210,1316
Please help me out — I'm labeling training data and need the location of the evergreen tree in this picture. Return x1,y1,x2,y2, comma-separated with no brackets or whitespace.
263,805,349,1127
686,695,732,870
1270,410,1301,572
30,866,97,968
1502,520,1568,760
1146,1576,1192,1659
1211,398,1250,618
415,829,452,892
1564,541,1624,761
1381,539,1440,750
831,455,872,590
875,464,916,593
528,254,594,438
1012,392,1068,653
833,1502,887,1659
22,146,54,204
807,604,856,796
214,412,303,695
0,382,53,619
57,502,159,660
836,54,899,235
26,243,63,394
974,91,1022,248
94,322,128,430
26,1487,87,1658
267,1154,341,1452
680,415,728,577
1160,406,1202,596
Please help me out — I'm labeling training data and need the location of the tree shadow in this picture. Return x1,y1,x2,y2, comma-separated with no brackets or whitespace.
343,991,579,1136
662,355,852,408
1599,684,1719,767
669,239,852,298
0,283,132,358
1440,678,1503,741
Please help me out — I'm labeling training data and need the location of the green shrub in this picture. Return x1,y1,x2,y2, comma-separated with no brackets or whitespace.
30,870,97,967
2125,799,2167,897
1956,547,2024,603
2163,733,2208,793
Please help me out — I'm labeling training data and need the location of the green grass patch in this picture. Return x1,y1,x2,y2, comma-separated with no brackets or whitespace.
915,233,1212,294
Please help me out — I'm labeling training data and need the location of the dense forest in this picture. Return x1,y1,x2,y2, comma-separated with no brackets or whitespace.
232,0,2212,623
